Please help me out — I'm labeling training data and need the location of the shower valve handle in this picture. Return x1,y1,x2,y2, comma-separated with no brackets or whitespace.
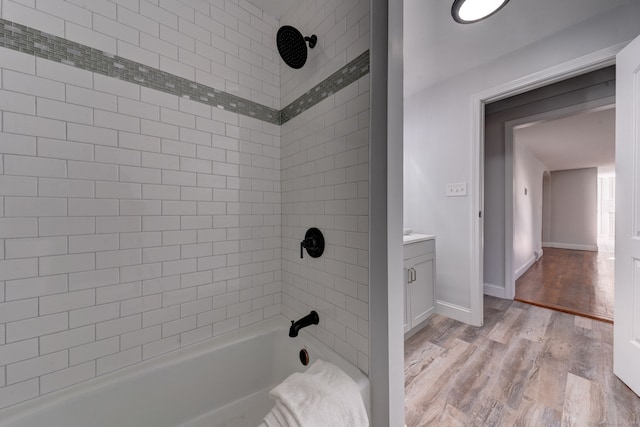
300,237,316,258
299,228,325,259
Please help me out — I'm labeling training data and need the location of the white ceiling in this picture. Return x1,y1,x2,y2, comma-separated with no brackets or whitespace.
403,0,628,97
245,0,293,19
514,107,615,172
241,0,628,99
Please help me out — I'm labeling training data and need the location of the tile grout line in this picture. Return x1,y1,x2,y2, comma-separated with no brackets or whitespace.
0,18,369,126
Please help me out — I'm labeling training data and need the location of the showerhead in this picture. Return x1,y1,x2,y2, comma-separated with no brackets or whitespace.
277,25,317,69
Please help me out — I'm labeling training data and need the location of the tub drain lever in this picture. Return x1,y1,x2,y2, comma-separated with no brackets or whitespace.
300,227,324,259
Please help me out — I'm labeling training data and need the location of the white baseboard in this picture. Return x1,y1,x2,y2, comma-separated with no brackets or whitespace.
436,300,471,324
514,255,536,280
483,283,507,299
542,242,598,251
404,315,433,340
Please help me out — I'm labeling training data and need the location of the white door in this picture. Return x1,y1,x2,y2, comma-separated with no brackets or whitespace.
614,34,640,396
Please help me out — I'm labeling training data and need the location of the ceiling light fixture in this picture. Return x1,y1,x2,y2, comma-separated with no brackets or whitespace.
451,0,510,24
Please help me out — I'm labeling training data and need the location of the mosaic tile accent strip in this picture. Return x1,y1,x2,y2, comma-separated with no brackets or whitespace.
280,50,370,125
0,18,280,124
0,18,369,126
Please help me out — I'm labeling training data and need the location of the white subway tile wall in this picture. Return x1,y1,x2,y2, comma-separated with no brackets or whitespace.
2,0,281,110
0,0,282,410
280,0,370,373
0,0,371,412
280,0,370,107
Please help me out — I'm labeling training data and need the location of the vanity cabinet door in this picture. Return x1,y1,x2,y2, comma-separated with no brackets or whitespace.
403,260,412,333
408,254,435,328
403,237,436,338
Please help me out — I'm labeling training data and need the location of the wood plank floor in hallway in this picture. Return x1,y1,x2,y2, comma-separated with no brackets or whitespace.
515,247,614,322
404,296,640,427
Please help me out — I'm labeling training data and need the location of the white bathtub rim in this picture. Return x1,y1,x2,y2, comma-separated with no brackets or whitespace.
0,315,285,423
0,314,370,425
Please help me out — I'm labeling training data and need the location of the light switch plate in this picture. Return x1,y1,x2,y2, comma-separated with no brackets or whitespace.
447,182,467,197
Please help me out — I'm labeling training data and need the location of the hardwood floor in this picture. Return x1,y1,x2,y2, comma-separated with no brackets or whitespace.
515,247,614,323
404,296,640,426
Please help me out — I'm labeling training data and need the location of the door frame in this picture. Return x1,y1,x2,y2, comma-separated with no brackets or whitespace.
502,99,616,299
470,43,626,324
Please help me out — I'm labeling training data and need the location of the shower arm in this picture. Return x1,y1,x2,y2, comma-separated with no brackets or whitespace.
304,35,317,49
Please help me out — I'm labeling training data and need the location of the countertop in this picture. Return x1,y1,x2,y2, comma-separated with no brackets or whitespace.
403,233,436,244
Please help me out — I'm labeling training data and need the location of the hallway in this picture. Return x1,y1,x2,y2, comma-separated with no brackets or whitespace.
515,247,614,322
404,296,639,426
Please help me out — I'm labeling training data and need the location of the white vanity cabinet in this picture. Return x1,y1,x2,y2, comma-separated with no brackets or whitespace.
403,235,436,336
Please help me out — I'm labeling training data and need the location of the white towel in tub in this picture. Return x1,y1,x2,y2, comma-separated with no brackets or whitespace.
262,359,369,427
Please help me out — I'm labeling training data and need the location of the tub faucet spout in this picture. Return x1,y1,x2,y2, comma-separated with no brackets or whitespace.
289,311,319,337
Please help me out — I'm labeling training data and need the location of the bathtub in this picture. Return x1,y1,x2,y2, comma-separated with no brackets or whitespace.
0,316,370,427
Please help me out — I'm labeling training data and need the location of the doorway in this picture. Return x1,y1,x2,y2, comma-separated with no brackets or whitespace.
508,107,616,322
480,66,616,322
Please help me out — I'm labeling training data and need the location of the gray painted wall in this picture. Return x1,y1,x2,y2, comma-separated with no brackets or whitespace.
513,143,546,278
545,168,598,249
